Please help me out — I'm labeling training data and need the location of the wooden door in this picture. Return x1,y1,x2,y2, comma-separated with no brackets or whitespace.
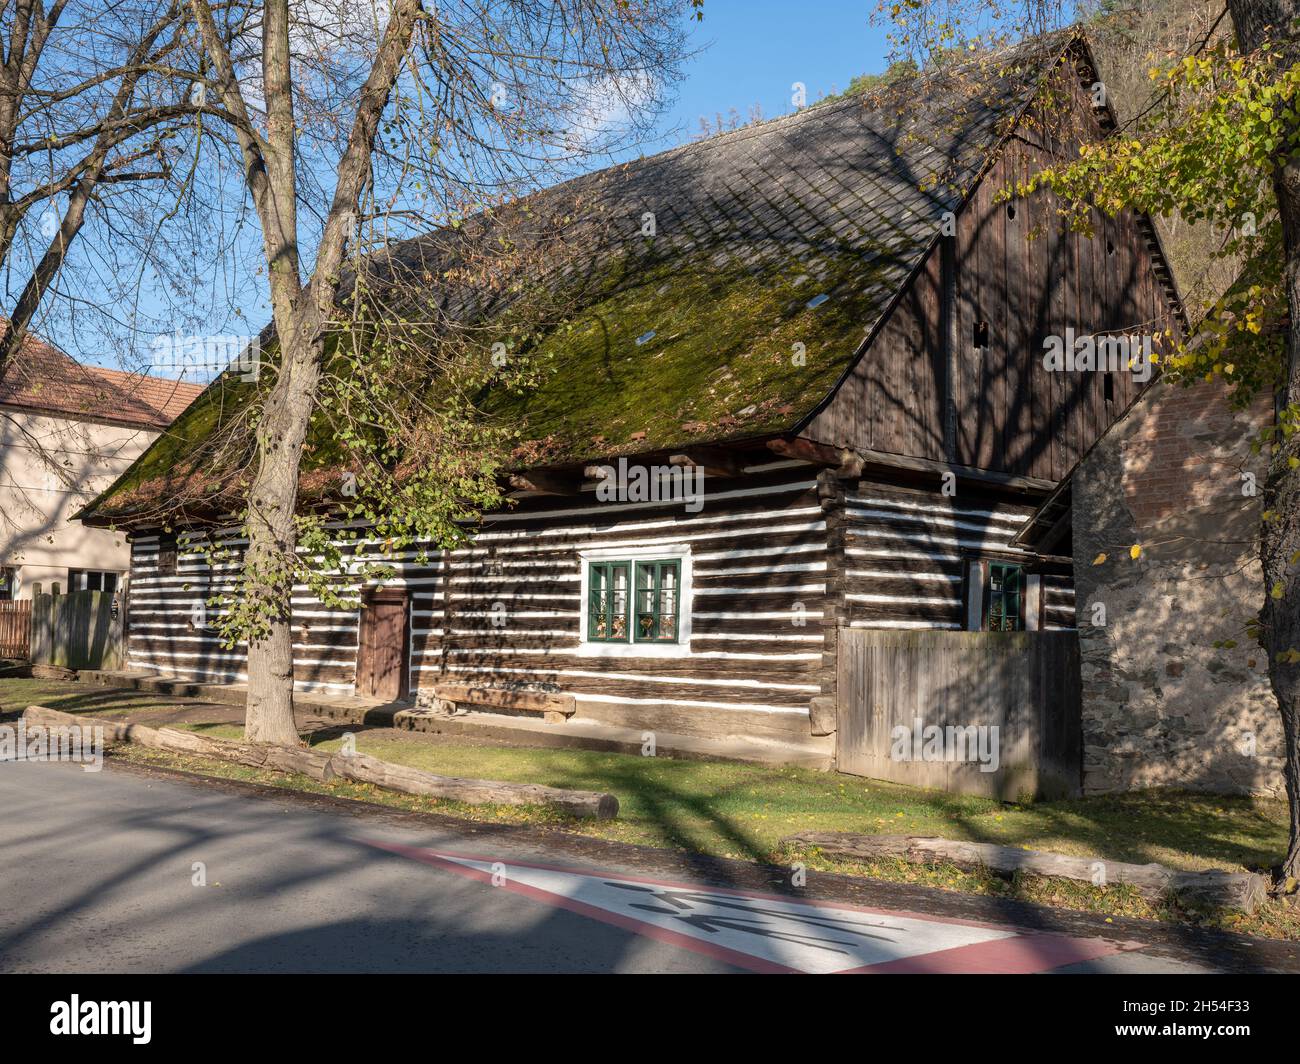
356,590,409,702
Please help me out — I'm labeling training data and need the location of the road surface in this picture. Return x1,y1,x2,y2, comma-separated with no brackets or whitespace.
0,759,1294,974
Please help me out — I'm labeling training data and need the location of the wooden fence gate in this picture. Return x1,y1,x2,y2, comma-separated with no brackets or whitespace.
30,591,124,670
0,600,31,659
836,630,1081,800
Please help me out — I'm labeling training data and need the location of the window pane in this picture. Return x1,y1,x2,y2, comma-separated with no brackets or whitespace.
591,559,682,644
986,564,1023,632
104,573,118,594
611,565,628,639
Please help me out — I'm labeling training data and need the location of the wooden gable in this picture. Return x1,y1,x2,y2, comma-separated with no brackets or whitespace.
799,47,1182,483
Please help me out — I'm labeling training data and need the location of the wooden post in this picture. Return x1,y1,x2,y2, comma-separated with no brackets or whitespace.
815,468,846,739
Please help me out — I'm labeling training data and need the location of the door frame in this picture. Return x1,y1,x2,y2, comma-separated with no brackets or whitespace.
357,587,411,701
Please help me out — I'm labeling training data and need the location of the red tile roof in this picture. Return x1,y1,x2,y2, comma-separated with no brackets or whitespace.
0,328,203,428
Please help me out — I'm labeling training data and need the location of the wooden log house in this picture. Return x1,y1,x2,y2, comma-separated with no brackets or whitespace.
77,34,1181,752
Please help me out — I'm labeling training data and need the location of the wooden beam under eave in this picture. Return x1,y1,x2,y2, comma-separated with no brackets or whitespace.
766,437,862,479
768,437,1057,495
507,470,584,495
668,447,745,478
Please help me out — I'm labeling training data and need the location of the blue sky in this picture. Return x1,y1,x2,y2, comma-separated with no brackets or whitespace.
74,3,895,376
650,2,891,151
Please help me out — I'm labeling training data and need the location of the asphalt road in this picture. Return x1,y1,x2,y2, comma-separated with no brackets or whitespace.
0,758,1294,974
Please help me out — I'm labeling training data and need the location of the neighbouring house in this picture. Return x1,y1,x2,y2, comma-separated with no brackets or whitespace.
0,330,202,600
76,34,1183,766
1014,372,1283,797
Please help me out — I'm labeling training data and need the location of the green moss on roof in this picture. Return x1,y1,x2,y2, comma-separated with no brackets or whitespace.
84,33,1074,524
484,241,897,462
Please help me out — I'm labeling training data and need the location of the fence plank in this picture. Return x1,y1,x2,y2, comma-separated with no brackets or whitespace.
0,600,32,659
836,629,1081,800
30,591,123,670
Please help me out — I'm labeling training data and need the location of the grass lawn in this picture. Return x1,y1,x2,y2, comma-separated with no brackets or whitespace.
6,677,1297,938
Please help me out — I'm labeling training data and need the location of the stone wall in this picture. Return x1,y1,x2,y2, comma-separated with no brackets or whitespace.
1071,378,1283,796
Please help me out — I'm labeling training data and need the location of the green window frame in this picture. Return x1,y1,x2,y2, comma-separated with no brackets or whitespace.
587,561,631,642
586,558,682,644
985,562,1024,632
633,559,681,643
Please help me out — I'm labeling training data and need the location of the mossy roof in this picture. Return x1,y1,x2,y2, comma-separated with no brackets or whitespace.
81,33,1075,526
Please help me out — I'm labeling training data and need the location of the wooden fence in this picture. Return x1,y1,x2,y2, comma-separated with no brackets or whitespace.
30,590,124,670
836,629,1081,800
0,600,31,659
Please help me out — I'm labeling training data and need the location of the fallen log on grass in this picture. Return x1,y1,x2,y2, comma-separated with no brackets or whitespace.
329,751,618,819
784,831,1269,915
24,705,335,779
23,705,618,819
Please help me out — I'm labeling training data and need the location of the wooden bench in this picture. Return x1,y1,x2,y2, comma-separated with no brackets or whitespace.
432,684,576,724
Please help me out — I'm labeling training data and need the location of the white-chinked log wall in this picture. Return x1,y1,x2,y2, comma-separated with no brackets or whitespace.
123,463,1076,745
124,462,828,741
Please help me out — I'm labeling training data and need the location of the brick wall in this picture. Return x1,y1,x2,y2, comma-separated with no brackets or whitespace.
1071,377,1283,796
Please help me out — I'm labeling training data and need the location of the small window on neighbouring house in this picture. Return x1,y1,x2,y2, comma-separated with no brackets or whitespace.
157,534,178,576
986,563,1024,632
974,320,989,349
586,558,683,645
0,567,14,600
68,569,120,594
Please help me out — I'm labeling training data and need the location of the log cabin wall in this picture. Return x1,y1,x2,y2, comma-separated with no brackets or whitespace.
124,460,1074,745
127,531,363,694
834,482,1074,633
803,59,1182,481
123,462,831,742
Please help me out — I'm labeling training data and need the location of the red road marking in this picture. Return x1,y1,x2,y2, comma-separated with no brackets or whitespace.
366,839,1142,974
850,932,1131,974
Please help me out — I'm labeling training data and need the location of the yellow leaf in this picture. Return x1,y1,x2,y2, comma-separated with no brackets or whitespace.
1129,544,1142,559
1092,552,1107,565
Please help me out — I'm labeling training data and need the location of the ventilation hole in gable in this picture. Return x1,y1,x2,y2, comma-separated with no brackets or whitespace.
1103,374,1115,403
974,320,990,348
1107,240,1115,256
1006,203,1017,220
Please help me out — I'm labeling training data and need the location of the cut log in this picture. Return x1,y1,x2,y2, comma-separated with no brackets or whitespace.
785,831,1269,914
24,705,335,780
329,751,618,819
433,684,576,720
807,695,836,737
23,705,617,819
31,664,77,681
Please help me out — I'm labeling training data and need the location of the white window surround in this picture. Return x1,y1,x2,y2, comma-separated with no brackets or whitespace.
577,543,694,658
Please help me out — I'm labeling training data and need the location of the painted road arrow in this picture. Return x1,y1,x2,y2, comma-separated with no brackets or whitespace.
367,841,1140,974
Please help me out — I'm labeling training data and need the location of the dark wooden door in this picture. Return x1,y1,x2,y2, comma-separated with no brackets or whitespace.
356,590,409,702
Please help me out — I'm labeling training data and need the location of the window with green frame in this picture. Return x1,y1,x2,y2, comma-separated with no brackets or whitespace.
587,558,681,644
985,562,1024,631
587,561,631,642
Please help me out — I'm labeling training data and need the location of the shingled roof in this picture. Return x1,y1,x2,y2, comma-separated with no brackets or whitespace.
0,327,203,429
80,31,1081,525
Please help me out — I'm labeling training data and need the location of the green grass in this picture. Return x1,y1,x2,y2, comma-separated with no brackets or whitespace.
0,678,213,718
8,677,1297,938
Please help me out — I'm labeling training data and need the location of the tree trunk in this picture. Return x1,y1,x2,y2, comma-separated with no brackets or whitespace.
1230,0,1300,879
188,0,423,746
243,315,323,746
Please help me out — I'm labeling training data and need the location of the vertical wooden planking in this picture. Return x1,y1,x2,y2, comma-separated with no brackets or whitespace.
836,628,1081,798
